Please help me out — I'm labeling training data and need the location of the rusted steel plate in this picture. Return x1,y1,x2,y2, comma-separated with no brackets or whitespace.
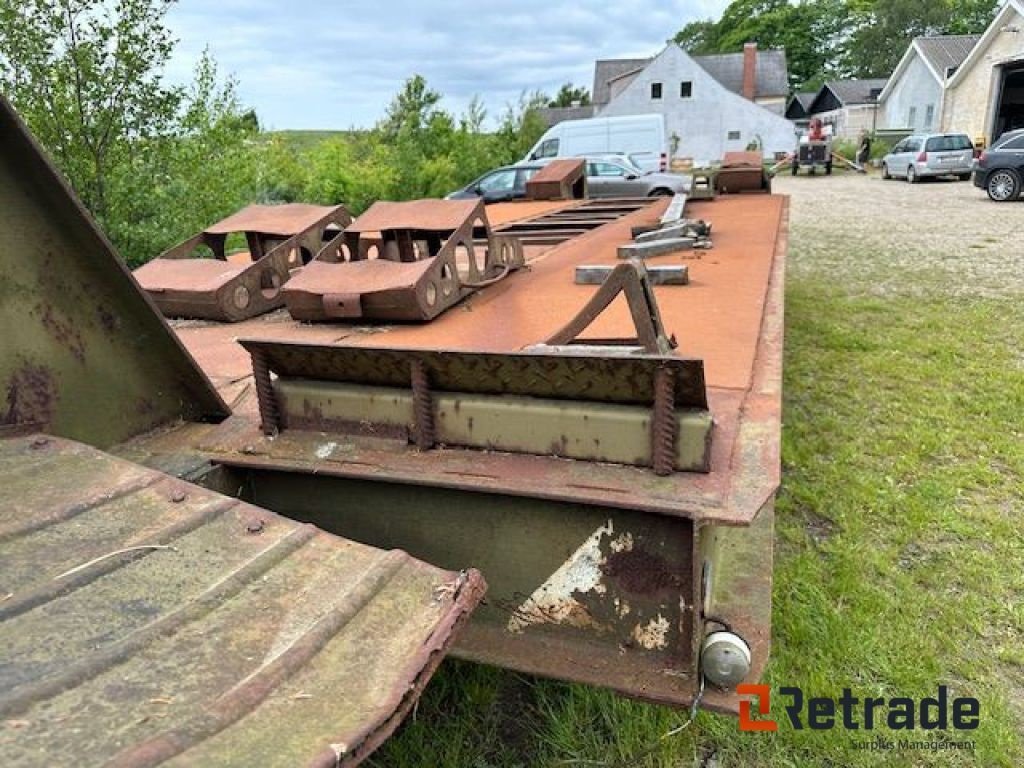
204,203,344,237
345,198,483,233
0,434,485,767
232,469,705,710
0,95,228,448
239,340,707,408
525,158,586,200
493,198,654,247
194,410,729,521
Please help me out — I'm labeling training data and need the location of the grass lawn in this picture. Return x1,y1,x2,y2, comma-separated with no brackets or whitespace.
368,181,1024,767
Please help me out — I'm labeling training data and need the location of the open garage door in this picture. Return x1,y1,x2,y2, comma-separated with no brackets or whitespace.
993,61,1024,142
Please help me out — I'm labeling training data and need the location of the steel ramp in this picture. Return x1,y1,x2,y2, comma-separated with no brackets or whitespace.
0,433,485,767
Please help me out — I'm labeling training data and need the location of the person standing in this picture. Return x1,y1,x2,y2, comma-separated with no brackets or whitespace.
856,130,872,167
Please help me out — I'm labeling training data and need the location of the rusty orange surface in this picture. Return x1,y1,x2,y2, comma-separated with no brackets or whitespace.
174,195,782,396
484,199,576,226
347,199,481,232
204,203,342,236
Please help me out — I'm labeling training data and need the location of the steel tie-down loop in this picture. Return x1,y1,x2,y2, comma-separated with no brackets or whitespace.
410,359,435,450
651,365,677,476
251,350,279,436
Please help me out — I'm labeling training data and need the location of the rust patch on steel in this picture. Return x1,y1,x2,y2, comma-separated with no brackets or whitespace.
34,302,86,363
602,547,685,595
3,363,57,428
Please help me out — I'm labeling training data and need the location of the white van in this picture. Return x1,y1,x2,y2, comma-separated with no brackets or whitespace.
523,114,668,173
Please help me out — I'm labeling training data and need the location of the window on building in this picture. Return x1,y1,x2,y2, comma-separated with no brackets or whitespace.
680,81,692,98
651,82,663,99
908,106,917,128
727,130,741,141
925,104,935,128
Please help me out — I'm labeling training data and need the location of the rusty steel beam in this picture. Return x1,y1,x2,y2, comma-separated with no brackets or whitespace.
525,158,587,200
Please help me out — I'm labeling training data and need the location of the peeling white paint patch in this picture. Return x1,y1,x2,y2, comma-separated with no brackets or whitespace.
610,532,634,553
315,441,339,459
507,520,614,634
632,613,671,650
613,596,631,618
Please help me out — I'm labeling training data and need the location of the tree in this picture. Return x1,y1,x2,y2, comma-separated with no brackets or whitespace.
674,0,851,91
377,74,445,142
0,1,262,265
548,83,591,108
106,51,261,265
496,90,549,163
844,0,998,76
945,0,999,35
0,0,181,221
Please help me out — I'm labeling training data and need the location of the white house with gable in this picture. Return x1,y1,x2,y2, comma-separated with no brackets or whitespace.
595,44,798,165
878,35,980,132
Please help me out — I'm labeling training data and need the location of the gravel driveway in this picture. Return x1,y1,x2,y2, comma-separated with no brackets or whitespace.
774,172,1024,298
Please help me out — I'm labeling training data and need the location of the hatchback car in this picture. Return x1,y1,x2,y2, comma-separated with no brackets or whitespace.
881,133,975,182
972,128,1024,202
446,157,685,202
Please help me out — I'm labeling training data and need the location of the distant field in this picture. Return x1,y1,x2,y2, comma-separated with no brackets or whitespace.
264,129,362,150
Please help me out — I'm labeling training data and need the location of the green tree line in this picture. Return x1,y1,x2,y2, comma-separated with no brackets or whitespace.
676,0,1000,92
0,0,548,266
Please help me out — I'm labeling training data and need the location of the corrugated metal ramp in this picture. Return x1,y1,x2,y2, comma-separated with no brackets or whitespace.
0,434,485,767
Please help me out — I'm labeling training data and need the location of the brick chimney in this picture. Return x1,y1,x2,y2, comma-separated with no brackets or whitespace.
742,42,758,101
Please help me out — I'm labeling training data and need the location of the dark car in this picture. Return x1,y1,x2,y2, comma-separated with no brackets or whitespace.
973,128,1024,201
446,164,541,203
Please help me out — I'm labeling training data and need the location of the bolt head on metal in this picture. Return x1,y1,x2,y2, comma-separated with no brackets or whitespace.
701,631,751,690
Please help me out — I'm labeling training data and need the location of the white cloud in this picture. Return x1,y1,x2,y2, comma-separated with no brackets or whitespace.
165,0,732,129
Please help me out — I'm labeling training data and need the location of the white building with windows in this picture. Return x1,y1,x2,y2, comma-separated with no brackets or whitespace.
878,36,980,133
580,42,796,165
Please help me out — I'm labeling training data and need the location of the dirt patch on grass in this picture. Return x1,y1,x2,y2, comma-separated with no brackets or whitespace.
774,173,1024,298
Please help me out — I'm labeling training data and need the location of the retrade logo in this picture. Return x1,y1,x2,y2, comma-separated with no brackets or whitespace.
737,684,980,734
738,684,777,732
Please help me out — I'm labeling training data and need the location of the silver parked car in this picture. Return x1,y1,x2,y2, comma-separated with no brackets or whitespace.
446,155,686,202
881,133,975,183
581,155,684,197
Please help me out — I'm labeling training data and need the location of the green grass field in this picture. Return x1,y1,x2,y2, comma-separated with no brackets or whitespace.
367,183,1024,768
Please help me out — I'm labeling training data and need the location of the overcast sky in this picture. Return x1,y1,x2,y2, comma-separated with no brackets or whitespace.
164,0,732,130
